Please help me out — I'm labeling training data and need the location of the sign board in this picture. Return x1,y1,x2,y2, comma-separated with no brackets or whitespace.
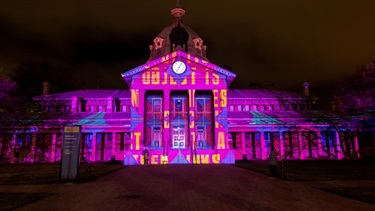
60,126,81,180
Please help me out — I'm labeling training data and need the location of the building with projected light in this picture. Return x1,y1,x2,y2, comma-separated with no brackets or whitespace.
1,3,372,165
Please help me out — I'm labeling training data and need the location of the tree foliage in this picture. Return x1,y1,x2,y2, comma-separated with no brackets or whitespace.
334,59,375,114
9,60,78,100
0,76,17,100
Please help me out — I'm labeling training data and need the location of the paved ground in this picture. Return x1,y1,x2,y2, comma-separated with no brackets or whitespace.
1,165,374,211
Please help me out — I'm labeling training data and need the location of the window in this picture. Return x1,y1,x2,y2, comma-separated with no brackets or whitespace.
153,127,161,147
197,99,204,112
175,99,182,112
245,132,251,140
264,132,270,140
229,105,234,112
197,126,204,147
244,105,249,111
252,105,258,111
268,105,273,111
300,104,305,111
153,99,161,112
262,105,267,111
115,100,121,112
237,105,242,111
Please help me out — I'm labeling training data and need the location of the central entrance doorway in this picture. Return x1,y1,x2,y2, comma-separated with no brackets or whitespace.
172,127,185,149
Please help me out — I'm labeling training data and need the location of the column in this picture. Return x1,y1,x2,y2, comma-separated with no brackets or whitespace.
353,133,360,158
31,133,37,163
51,133,57,162
112,132,116,158
241,132,245,156
316,130,323,157
335,131,343,159
260,131,266,160
11,132,17,163
91,133,97,162
279,131,284,158
298,131,304,160
163,90,170,155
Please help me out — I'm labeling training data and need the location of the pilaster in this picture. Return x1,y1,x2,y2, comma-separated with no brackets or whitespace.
107,96,114,113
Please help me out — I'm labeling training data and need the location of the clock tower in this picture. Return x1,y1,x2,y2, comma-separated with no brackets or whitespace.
122,2,236,165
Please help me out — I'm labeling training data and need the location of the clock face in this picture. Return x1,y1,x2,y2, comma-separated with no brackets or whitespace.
172,61,186,74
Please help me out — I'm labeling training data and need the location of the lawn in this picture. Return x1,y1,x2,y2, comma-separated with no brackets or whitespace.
235,159,375,205
0,162,124,210
0,162,124,185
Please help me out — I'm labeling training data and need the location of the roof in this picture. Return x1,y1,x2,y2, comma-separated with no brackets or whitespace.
228,89,315,99
33,88,314,101
34,90,130,100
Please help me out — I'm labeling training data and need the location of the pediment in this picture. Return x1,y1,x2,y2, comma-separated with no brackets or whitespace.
121,50,236,87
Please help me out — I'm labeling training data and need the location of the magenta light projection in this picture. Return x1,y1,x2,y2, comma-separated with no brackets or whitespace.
122,50,236,165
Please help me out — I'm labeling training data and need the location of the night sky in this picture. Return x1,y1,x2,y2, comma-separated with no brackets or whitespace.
1,0,374,108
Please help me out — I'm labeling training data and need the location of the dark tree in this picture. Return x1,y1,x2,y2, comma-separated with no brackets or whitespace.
331,59,375,159
0,76,17,100
333,59,375,114
9,61,78,100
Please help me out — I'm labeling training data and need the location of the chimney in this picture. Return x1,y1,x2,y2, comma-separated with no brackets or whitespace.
42,81,50,96
303,82,310,97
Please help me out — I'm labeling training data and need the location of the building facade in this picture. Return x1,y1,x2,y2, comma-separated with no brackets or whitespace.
1,4,370,165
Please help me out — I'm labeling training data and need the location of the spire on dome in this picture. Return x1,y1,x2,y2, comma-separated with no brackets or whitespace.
148,1,208,61
171,0,185,23
176,0,181,8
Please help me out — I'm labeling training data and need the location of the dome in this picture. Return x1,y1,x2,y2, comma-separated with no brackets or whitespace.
148,4,208,61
